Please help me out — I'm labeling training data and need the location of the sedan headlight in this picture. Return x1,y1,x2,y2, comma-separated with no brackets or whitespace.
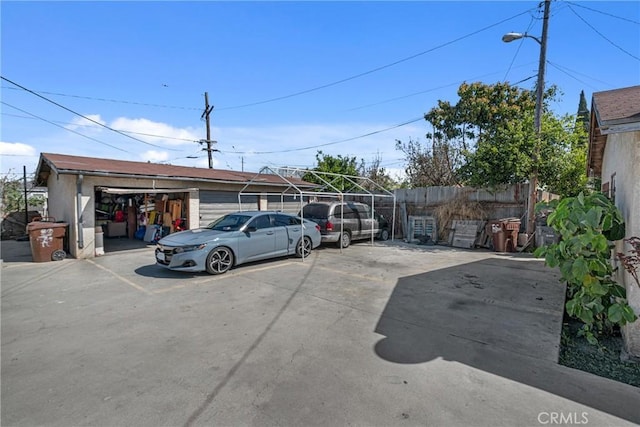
174,243,207,253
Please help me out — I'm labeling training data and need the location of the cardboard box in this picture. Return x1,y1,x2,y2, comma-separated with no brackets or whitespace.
107,221,127,237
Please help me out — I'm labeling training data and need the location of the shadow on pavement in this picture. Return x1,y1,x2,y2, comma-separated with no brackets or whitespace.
374,257,640,424
133,264,203,279
1,239,34,263
103,237,155,253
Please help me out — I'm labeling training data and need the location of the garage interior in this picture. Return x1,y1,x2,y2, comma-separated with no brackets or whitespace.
95,187,190,253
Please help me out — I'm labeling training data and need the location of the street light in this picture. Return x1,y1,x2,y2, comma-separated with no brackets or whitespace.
501,32,541,44
502,0,550,239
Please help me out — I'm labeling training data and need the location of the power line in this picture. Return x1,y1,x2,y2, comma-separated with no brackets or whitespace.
1,102,131,153
341,65,535,113
0,8,535,116
566,4,639,61
563,1,640,25
546,61,598,91
502,15,537,82
547,61,613,89
1,76,181,151
1,86,200,111
1,112,199,142
220,117,425,155
216,7,536,111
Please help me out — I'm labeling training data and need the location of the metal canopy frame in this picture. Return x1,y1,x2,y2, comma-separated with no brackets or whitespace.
238,167,396,251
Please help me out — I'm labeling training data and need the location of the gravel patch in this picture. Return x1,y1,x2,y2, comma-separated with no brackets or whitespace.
559,316,640,387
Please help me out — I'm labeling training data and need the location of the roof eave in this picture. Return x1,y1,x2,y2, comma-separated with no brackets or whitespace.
43,168,317,188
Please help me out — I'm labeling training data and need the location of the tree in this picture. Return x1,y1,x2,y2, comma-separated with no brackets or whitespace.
302,151,360,191
576,90,590,133
395,137,461,187
537,111,589,197
1,174,45,214
397,81,590,196
359,154,397,191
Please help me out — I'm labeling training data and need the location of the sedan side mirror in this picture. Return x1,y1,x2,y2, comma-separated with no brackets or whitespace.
245,226,257,233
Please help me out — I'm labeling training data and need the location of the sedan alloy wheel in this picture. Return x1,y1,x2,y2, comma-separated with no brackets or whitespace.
296,236,312,258
206,247,234,274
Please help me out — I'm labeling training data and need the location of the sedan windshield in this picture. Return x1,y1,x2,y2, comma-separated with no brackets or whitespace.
207,214,252,231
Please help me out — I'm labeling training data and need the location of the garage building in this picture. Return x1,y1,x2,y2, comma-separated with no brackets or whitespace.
34,153,314,259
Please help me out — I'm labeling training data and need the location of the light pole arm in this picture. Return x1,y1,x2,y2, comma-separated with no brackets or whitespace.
502,32,542,45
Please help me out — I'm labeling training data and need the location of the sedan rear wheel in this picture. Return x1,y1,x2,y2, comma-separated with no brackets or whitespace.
206,247,234,275
296,236,312,258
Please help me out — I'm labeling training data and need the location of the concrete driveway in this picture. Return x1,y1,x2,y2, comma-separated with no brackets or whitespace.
2,239,639,426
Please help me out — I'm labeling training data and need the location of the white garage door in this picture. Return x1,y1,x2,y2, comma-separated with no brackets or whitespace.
266,195,304,214
199,191,258,227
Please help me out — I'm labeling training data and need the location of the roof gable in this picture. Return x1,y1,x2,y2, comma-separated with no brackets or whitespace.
588,85,640,177
592,85,640,132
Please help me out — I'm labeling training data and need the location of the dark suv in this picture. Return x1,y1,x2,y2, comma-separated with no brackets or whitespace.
300,201,389,248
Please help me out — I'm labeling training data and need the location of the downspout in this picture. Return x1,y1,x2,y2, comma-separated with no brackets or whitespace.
77,174,84,249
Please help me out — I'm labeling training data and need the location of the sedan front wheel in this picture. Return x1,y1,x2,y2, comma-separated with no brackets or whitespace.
206,247,234,275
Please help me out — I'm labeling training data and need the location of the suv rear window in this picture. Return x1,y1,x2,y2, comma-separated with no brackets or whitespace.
301,204,330,219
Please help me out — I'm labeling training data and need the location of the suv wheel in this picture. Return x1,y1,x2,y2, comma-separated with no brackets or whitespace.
337,231,351,248
378,228,390,241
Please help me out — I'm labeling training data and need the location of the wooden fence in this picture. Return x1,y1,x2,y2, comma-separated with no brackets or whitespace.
353,184,558,241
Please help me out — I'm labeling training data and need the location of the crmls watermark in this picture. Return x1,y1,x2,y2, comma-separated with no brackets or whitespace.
538,412,589,425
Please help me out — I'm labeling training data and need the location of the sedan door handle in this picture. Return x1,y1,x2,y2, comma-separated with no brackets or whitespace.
266,231,274,235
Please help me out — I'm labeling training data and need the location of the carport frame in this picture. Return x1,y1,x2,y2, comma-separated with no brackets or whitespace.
238,167,396,254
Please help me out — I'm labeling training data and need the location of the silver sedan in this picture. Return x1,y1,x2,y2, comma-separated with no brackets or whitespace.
155,211,321,274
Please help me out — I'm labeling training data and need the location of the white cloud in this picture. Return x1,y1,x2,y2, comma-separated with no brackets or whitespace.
0,142,39,177
3,116,418,178
140,150,170,163
111,117,199,147
65,114,106,131
0,141,36,156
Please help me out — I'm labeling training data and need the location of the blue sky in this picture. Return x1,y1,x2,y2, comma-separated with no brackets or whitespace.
1,1,639,181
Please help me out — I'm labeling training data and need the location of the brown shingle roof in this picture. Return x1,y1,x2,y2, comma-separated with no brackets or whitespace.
593,85,640,127
36,153,314,187
588,85,640,176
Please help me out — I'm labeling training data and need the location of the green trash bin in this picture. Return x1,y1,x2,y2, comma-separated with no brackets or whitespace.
26,220,68,262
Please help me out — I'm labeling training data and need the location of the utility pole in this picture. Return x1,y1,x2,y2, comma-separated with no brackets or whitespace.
502,0,550,237
23,166,28,229
526,0,550,236
200,92,216,169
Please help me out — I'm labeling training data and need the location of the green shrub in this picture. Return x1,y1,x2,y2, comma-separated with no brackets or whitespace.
535,192,636,345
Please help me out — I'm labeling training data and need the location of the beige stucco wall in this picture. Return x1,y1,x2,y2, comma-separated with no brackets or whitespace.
601,130,640,358
44,172,301,259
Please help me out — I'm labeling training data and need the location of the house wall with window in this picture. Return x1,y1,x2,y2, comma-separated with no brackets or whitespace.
601,130,640,358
